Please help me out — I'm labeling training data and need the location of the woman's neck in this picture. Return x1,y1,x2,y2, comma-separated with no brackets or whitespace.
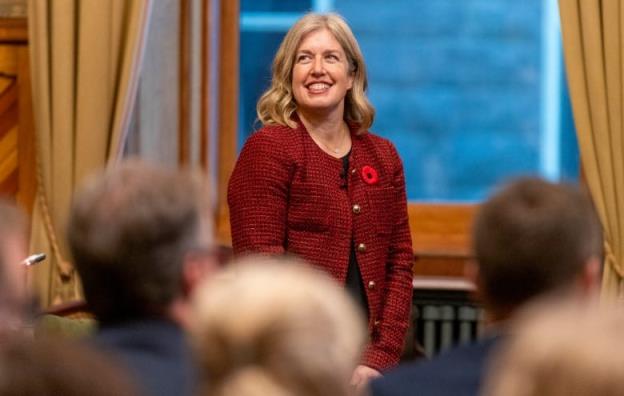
297,108,346,144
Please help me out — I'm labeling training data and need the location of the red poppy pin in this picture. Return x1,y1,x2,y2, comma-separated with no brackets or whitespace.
361,165,379,185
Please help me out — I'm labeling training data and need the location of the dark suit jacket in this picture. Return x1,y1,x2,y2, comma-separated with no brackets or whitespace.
93,319,196,396
369,335,501,396
228,119,413,370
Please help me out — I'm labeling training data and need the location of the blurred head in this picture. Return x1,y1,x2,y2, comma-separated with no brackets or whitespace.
0,200,29,330
0,336,140,396
67,160,215,325
483,302,624,396
257,12,374,131
472,177,602,320
191,256,366,396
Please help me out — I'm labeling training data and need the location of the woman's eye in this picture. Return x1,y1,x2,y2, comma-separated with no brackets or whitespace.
326,54,339,61
297,54,311,63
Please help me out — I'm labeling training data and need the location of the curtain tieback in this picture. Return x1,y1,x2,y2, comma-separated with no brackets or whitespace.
603,240,624,278
34,139,73,279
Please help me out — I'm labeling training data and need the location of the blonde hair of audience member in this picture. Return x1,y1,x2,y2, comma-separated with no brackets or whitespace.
483,302,624,396
191,256,366,396
256,12,374,131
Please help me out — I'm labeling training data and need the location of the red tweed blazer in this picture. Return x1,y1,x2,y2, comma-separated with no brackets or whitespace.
228,121,413,371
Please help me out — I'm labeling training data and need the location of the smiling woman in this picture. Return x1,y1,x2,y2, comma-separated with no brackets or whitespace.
228,12,413,389
291,29,354,124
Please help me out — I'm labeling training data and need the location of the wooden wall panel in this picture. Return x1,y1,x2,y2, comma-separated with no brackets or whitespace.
409,203,476,277
0,19,35,212
409,204,475,256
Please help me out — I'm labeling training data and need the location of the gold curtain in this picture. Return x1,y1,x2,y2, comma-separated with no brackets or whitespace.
27,0,152,307
559,0,624,299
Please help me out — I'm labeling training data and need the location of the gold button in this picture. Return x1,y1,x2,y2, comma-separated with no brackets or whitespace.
351,168,357,174
357,243,366,252
374,320,380,327
368,280,376,289
352,204,361,214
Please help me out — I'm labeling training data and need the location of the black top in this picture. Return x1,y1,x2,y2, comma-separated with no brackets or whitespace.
342,153,369,320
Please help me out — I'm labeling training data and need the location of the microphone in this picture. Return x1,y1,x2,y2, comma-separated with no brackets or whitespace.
21,253,46,266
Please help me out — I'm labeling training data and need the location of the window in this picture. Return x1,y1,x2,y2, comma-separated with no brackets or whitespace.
240,0,578,202
239,0,579,270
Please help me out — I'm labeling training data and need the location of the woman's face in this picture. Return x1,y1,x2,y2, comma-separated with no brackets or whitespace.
291,28,354,117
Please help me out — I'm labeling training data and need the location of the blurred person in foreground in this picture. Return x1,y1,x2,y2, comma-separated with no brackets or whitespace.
0,336,140,396
191,256,367,396
0,199,31,337
66,160,217,396
370,177,603,396
483,301,624,396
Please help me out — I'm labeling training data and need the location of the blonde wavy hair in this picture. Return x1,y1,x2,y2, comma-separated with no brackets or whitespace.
256,13,375,132
191,256,366,396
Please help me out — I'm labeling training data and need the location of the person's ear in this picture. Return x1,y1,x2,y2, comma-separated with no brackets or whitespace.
464,260,479,286
464,259,483,301
580,256,601,296
181,251,217,296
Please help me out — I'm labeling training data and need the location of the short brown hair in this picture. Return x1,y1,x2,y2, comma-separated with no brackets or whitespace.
67,160,212,324
473,177,602,316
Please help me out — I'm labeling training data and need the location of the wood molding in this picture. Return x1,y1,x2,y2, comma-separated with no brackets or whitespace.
0,18,37,213
216,0,238,244
0,18,27,43
409,203,476,257
199,0,211,169
16,45,35,212
409,203,476,278
0,17,34,212
178,0,191,164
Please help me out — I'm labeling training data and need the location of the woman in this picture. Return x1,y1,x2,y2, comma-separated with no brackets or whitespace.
191,257,366,396
228,13,413,385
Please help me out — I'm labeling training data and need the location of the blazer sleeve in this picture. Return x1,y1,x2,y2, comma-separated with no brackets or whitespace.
227,131,293,254
363,142,414,371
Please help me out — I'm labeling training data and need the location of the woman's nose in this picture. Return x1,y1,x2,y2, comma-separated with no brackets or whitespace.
311,56,325,75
